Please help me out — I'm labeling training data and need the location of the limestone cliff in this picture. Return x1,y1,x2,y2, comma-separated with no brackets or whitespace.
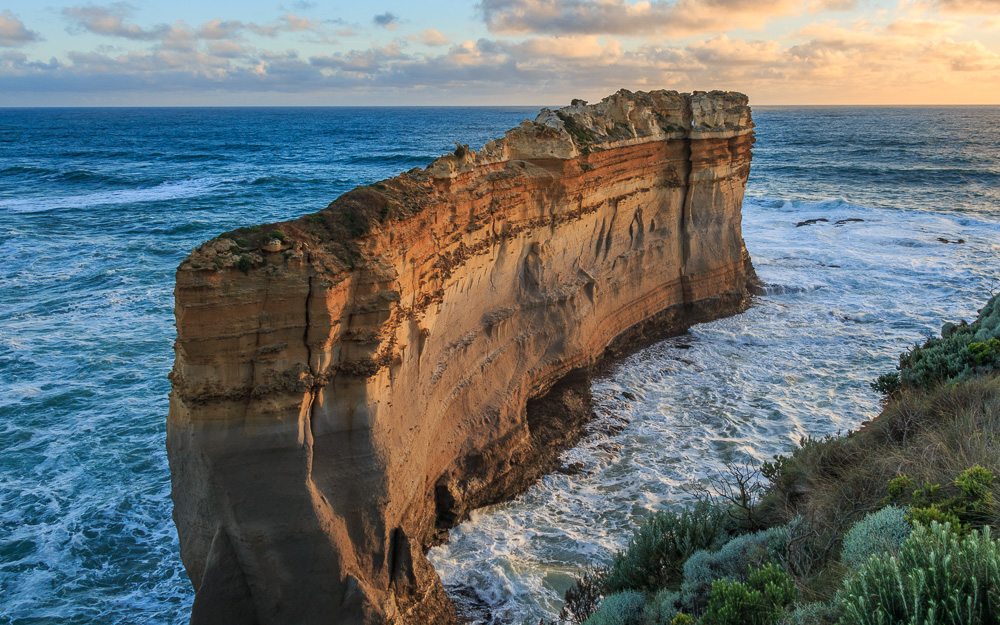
167,89,757,625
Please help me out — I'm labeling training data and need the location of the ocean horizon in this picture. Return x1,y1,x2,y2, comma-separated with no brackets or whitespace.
2,104,998,623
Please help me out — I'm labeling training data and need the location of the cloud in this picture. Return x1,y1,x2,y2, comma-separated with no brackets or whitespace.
478,0,801,36
247,14,324,37
3,7,999,105
0,10,40,47
64,5,325,43
409,28,450,46
510,35,622,60
196,18,244,40
927,0,1000,13
887,18,961,36
63,3,169,40
809,0,858,11
373,12,398,29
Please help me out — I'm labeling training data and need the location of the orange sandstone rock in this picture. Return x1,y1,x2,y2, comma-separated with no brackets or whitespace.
167,89,758,624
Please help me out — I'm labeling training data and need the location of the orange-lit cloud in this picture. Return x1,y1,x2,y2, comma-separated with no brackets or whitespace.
1,0,998,104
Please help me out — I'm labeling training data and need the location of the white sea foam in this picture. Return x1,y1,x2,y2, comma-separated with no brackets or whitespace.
426,196,1000,624
0,178,225,213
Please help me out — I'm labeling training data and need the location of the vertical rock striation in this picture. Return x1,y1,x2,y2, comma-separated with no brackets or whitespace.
167,89,757,624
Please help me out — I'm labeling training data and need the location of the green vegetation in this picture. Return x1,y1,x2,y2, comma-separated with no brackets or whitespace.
839,506,911,569
556,111,596,145
873,295,1000,394
700,564,796,625
840,522,1000,625
583,591,646,625
554,294,1000,625
604,502,737,595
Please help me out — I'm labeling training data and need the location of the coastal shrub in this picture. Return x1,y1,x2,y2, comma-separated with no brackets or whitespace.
908,503,963,532
839,522,1000,625
670,614,694,625
604,501,736,594
757,374,1000,555
883,466,997,533
583,591,646,625
956,465,997,516
777,602,840,625
267,229,285,241
700,564,797,625
680,525,790,611
235,254,254,274
561,567,606,623
642,589,680,625
883,475,914,503
869,372,900,397
840,506,911,570
873,295,1000,393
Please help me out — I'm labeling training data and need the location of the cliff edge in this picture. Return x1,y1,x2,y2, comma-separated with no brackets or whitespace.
167,89,757,624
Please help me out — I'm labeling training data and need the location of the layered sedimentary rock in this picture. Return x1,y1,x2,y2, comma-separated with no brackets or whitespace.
167,89,757,625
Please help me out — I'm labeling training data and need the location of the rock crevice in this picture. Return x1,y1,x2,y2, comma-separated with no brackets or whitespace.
168,88,757,624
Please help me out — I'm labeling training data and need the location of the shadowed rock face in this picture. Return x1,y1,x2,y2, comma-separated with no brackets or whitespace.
167,89,757,624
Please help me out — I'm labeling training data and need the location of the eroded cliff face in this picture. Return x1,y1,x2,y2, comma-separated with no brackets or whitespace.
167,89,757,625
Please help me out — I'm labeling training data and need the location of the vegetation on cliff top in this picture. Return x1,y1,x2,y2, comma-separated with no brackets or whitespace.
555,295,1000,625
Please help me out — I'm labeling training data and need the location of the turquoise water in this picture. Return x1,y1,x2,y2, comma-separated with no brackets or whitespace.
1,106,998,623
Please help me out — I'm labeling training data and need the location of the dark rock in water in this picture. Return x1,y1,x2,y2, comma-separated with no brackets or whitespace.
556,462,586,476
621,391,637,401
676,343,693,350
937,237,966,244
446,585,493,625
796,218,828,227
834,218,864,226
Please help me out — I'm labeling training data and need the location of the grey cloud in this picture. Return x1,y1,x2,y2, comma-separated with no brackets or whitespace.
478,0,799,36
63,6,325,43
373,12,398,28
63,3,169,40
0,10,41,47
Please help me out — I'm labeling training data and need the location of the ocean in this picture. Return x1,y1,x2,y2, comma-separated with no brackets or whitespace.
1,105,998,624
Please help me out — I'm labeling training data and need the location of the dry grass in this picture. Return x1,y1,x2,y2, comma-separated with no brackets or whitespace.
758,374,1000,598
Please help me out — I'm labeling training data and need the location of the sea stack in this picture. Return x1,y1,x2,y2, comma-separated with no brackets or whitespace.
167,89,757,624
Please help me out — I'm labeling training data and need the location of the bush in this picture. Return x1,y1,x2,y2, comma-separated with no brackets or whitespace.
642,589,679,625
777,602,839,625
887,466,998,533
561,567,606,623
840,506,911,570
909,503,963,533
605,501,737,594
680,525,790,611
700,564,797,625
584,591,646,625
956,465,997,515
839,522,1000,625
893,295,1000,390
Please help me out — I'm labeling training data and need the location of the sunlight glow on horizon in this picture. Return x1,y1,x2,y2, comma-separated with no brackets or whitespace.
1,0,998,106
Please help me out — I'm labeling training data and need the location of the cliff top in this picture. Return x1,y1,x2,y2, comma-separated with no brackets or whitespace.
178,89,752,278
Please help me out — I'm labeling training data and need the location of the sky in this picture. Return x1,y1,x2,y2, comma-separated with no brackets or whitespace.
0,0,998,106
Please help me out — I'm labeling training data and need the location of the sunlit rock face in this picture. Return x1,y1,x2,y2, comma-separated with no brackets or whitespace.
167,89,757,625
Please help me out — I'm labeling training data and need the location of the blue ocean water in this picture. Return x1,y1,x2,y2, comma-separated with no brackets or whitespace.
1,105,998,624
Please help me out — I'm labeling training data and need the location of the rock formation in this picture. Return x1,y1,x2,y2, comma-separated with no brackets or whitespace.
167,89,757,624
